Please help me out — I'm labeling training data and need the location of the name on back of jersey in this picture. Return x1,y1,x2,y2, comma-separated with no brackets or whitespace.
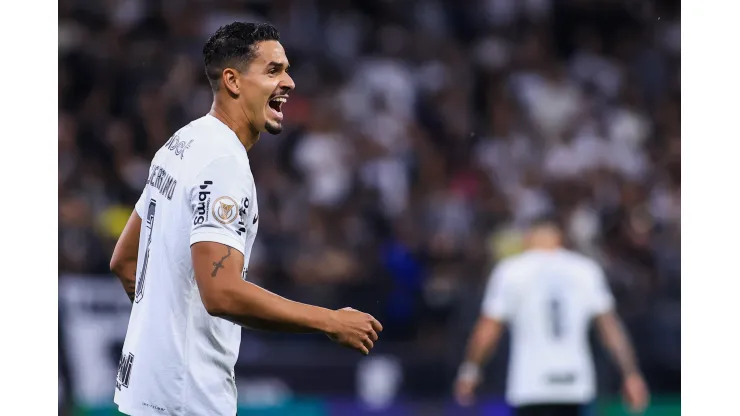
147,165,177,201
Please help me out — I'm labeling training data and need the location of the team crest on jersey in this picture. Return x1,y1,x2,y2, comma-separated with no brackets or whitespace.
212,196,239,224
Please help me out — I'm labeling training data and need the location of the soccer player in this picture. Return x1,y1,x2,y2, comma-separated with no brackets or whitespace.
108,22,383,416
454,218,649,416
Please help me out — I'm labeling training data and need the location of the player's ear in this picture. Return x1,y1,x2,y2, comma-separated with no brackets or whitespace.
222,68,240,95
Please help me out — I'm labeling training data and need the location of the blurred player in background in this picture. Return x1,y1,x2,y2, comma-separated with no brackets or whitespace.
454,217,649,416
108,22,382,416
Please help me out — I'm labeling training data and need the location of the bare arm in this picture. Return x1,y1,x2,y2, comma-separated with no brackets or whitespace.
110,210,142,303
187,156,381,354
192,241,334,333
454,315,505,406
595,311,650,412
192,241,382,354
595,311,640,377
461,316,505,369
460,262,510,376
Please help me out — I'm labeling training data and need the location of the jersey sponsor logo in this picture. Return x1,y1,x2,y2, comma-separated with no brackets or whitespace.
213,196,239,224
147,165,177,200
236,219,246,236
253,213,259,224
115,352,134,390
163,133,193,160
194,181,212,225
546,372,576,384
236,197,251,236
142,402,167,413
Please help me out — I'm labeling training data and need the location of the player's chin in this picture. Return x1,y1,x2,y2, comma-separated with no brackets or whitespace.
264,120,283,135
263,107,284,135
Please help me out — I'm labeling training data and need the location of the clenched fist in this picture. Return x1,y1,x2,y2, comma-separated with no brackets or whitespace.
325,307,383,355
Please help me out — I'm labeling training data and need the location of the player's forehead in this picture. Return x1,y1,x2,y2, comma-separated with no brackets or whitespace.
251,40,289,68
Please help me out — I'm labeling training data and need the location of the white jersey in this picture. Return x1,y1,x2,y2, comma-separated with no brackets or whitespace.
114,114,259,416
481,248,614,406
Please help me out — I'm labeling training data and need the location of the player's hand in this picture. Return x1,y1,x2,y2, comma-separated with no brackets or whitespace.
454,376,480,407
325,307,383,355
622,373,649,414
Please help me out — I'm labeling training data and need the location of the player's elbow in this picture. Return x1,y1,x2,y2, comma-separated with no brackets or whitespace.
109,256,125,277
202,298,228,318
200,287,236,318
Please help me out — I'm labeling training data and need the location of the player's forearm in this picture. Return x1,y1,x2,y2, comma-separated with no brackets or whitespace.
597,313,640,377
111,210,143,304
457,317,503,382
111,259,137,303
210,280,332,333
464,317,503,366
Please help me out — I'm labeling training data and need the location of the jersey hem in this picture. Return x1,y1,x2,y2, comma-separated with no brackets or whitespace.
116,400,169,416
507,393,595,407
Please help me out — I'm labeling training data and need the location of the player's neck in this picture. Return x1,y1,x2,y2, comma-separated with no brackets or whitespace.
529,244,562,252
527,238,563,251
209,102,259,151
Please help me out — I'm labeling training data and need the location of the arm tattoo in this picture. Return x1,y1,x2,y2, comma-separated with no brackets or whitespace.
211,247,232,277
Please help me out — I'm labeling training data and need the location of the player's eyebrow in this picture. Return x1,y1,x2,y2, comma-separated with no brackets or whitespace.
267,61,290,71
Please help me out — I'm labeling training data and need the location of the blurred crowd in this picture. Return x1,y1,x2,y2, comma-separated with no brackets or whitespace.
59,0,680,392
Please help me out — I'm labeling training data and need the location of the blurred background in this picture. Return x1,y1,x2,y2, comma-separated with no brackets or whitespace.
58,0,680,414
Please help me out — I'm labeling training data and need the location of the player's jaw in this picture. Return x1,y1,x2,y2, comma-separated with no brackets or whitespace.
264,93,288,134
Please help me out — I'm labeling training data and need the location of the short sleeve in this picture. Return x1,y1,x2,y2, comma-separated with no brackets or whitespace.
134,187,148,218
189,157,251,255
481,263,514,321
589,263,615,316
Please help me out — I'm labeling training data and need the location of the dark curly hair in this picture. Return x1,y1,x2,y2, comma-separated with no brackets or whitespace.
202,22,280,92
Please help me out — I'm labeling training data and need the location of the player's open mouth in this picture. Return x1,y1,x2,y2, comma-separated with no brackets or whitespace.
268,96,287,121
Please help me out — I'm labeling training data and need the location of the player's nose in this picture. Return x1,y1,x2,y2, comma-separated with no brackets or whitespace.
280,73,295,92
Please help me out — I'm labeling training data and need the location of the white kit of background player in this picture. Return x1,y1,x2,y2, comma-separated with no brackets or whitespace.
481,249,612,405
454,221,649,416
114,115,258,416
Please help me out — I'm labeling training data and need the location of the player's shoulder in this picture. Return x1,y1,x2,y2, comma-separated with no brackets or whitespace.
495,251,538,274
557,249,603,276
184,116,245,158
505,249,599,269
173,115,250,171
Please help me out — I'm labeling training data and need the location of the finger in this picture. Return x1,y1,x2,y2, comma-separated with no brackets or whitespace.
636,392,649,411
455,388,474,407
458,396,474,407
368,329,379,342
370,317,383,332
625,391,646,413
358,344,369,355
362,336,374,350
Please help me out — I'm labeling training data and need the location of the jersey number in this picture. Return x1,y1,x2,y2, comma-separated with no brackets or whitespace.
135,199,157,303
548,297,564,340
